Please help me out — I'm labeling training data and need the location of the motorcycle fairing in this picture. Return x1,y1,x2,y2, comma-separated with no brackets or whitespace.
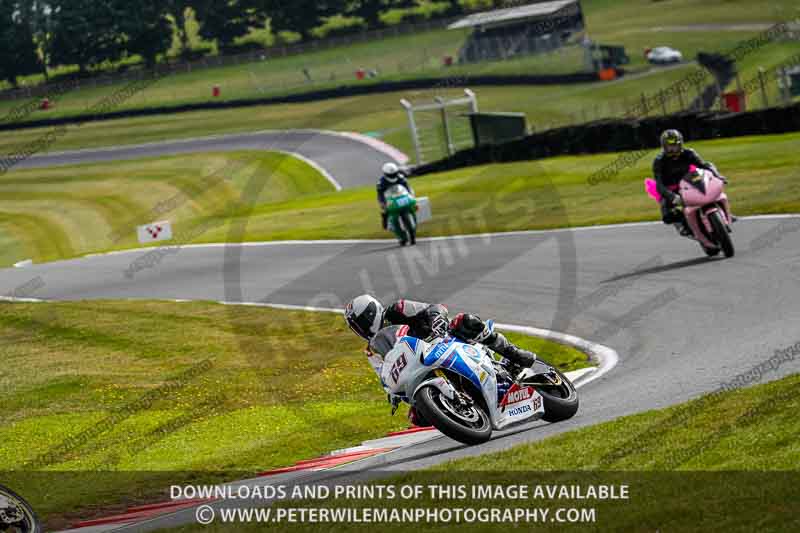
496,383,545,429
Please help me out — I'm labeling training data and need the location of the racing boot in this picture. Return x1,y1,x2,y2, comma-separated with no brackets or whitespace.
485,332,537,370
675,222,692,237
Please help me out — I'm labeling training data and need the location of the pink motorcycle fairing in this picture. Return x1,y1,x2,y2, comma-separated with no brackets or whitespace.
644,178,661,202
644,166,732,250
645,165,697,202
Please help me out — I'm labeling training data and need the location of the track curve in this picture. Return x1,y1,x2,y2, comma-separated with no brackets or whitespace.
6,135,800,530
4,219,799,484
12,130,406,190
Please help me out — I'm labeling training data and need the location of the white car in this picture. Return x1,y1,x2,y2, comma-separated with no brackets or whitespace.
647,46,683,64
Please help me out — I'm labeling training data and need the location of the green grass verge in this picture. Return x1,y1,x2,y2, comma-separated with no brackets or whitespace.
0,0,796,133
162,372,800,533
0,63,702,159
205,131,798,241
0,150,333,266
0,299,589,528
2,131,798,268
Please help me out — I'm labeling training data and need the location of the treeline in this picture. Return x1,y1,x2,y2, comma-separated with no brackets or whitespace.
0,0,508,87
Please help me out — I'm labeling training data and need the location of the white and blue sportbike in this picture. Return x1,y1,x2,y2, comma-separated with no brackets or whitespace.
371,323,579,445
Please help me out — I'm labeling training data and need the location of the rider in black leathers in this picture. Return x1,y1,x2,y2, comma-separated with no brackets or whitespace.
653,129,723,233
344,295,536,426
377,162,413,230
382,299,535,367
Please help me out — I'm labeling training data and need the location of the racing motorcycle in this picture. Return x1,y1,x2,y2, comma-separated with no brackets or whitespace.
645,165,735,258
384,184,417,246
371,323,579,445
0,485,40,533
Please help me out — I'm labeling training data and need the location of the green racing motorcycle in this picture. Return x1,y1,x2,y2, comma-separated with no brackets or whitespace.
385,184,417,246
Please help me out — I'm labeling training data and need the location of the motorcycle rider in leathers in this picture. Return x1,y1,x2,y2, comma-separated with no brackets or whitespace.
344,295,536,426
653,129,731,234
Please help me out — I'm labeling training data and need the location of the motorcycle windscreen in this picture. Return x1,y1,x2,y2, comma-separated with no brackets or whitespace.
385,184,409,198
369,325,410,357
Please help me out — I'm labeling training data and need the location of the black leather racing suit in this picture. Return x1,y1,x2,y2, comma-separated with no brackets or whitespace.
377,174,413,229
653,148,719,223
382,299,534,366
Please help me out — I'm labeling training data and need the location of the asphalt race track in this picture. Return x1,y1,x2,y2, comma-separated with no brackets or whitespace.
4,220,800,455
12,130,402,190
3,136,800,531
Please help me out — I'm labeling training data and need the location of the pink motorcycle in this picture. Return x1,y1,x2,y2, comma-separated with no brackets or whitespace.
645,165,735,258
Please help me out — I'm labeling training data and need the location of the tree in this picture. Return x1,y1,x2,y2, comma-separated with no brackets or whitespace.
194,0,268,51
25,0,53,80
264,0,345,42
0,1,43,86
47,0,126,73
348,0,416,29
119,0,173,68
166,0,193,55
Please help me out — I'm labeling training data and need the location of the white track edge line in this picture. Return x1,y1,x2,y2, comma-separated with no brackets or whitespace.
272,149,342,191
68,213,800,261
218,301,617,388
1,296,617,387
28,129,406,162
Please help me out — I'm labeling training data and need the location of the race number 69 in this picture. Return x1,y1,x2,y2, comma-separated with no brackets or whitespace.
390,354,408,383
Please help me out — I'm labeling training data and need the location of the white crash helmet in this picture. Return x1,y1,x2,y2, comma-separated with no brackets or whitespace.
344,295,385,340
382,162,401,182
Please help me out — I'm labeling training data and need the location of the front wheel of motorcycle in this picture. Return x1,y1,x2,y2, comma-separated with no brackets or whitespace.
401,211,416,246
0,484,41,533
414,385,492,445
709,211,734,258
521,363,579,423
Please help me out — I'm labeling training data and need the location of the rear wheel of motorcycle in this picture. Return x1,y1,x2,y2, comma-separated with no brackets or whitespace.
702,245,720,257
401,212,416,245
415,386,492,445
709,211,734,258
521,365,579,422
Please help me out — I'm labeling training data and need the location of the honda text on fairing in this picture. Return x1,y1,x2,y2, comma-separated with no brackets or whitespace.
646,164,736,257
370,323,578,445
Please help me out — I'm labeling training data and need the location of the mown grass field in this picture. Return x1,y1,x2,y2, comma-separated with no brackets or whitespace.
1,131,796,268
0,150,333,267
0,63,701,158
165,372,800,533
0,0,797,127
191,132,800,241
0,299,588,528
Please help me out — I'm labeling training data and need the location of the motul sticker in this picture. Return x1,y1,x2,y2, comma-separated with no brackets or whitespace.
500,385,535,409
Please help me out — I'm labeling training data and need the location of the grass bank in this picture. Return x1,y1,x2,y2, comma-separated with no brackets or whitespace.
166,372,800,532
1,131,798,268
1,0,796,123
0,150,332,267
0,299,589,528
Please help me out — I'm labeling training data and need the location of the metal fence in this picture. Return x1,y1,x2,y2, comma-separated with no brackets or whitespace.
401,89,479,165
0,16,461,102
533,59,800,133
